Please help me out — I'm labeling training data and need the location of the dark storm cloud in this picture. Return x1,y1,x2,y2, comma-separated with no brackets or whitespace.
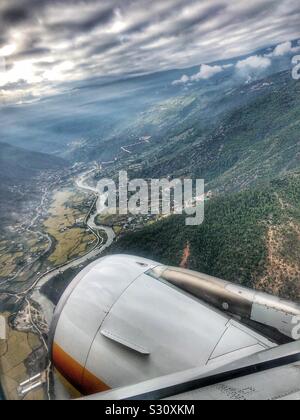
1,6,29,24
1,79,29,91
48,6,115,34
0,35,9,47
0,0,300,102
90,39,121,57
166,3,227,36
11,47,51,60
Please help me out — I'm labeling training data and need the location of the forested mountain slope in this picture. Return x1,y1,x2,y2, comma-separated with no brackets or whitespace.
108,173,300,302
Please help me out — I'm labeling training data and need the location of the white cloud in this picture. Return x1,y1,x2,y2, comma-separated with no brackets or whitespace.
0,60,42,88
190,64,224,81
273,41,293,56
271,41,300,56
0,44,17,57
236,55,271,71
172,74,190,85
172,63,226,85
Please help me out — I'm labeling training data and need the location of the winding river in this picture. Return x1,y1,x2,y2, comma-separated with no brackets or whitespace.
31,168,115,326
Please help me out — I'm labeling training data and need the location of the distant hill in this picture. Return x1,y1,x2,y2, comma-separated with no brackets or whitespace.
0,142,65,182
107,173,300,302
0,142,66,226
116,71,300,194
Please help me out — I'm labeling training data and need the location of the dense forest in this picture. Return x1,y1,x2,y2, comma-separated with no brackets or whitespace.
107,173,300,302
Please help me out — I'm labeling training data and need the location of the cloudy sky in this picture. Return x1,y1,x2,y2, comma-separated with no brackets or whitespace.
0,0,300,102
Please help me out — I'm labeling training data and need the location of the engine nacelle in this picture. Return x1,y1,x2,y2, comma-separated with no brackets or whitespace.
49,255,278,396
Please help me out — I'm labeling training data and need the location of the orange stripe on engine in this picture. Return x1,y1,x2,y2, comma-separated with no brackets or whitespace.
53,342,111,395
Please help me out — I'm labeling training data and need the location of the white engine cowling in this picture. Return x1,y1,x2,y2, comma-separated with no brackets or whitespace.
49,255,275,395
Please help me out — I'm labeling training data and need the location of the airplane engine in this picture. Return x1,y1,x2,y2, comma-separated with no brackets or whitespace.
49,255,289,396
